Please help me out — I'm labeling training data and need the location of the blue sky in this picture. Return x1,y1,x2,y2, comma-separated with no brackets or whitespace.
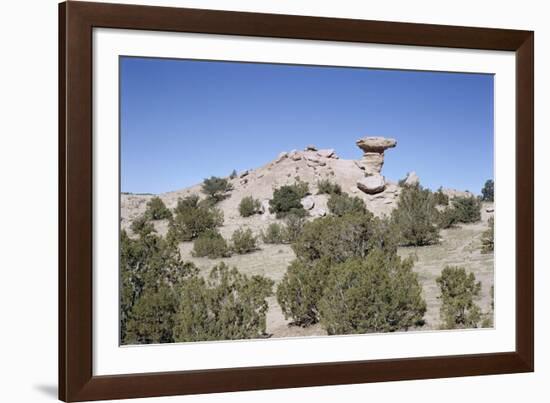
120,57,493,195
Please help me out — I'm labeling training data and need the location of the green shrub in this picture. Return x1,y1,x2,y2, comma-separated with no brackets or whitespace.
481,179,494,202
269,184,307,218
174,263,274,342
201,176,233,203
130,214,155,237
292,211,388,264
391,184,440,246
481,217,494,253
292,178,310,198
436,266,482,329
120,230,198,343
283,213,306,243
437,206,458,229
261,222,288,244
327,193,366,217
239,196,261,217
277,212,400,327
124,283,178,344
319,251,426,334
231,227,258,254
277,260,331,326
316,179,342,195
192,229,230,258
452,196,481,223
167,195,224,242
434,187,449,206
145,196,172,220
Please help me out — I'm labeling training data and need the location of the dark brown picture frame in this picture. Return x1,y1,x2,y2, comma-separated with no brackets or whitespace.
59,1,534,401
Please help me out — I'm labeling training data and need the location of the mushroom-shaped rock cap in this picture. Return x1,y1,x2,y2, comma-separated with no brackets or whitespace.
356,137,397,153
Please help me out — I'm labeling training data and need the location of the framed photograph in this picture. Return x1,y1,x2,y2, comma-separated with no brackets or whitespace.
59,1,533,401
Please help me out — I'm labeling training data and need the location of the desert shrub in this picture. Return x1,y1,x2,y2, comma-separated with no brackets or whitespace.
130,214,155,237
391,184,440,246
229,169,238,179
436,266,482,329
231,227,258,254
481,179,494,202
120,230,198,343
319,250,426,334
269,184,307,218
124,283,178,344
239,196,261,217
167,195,224,242
316,179,342,195
437,206,458,229
174,263,274,342
481,217,494,253
192,229,230,258
201,176,234,203
261,222,288,244
434,187,449,206
452,196,481,223
145,196,172,220
277,259,331,326
292,211,392,264
292,178,310,198
327,193,367,217
283,213,306,242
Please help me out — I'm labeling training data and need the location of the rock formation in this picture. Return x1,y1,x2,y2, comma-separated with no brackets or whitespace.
355,136,397,194
403,171,419,186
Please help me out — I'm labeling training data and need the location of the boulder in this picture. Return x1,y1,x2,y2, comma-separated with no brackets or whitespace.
301,195,315,210
305,145,318,151
317,148,335,158
275,152,288,163
486,207,495,213
240,170,249,178
311,207,327,217
356,137,397,153
357,174,386,194
404,171,420,186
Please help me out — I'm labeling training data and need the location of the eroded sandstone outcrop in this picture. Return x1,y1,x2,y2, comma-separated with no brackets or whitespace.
355,136,397,194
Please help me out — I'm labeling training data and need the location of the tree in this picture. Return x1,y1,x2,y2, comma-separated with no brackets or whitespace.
229,169,238,179
327,192,367,217
452,196,481,223
481,179,494,202
269,184,307,218
174,263,274,342
238,196,261,217
167,195,224,242
144,196,172,220
120,229,198,343
192,229,230,258
436,266,482,329
434,187,449,206
481,216,494,253
292,211,391,265
201,176,234,203
316,179,342,195
130,214,155,237
319,251,426,334
437,206,458,229
277,259,331,326
277,211,398,326
124,283,179,344
231,227,258,254
261,222,288,244
391,184,440,246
